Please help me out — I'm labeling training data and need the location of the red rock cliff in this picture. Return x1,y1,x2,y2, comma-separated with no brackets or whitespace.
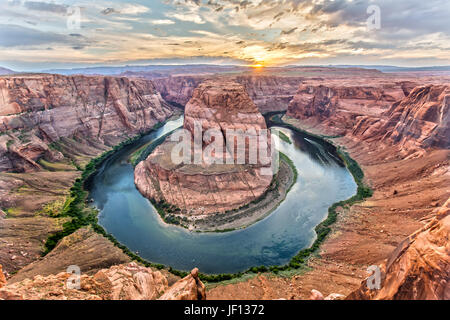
0,74,174,172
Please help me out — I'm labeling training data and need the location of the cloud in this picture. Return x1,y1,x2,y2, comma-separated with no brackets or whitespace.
148,19,175,25
100,3,150,15
166,12,205,24
0,24,67,47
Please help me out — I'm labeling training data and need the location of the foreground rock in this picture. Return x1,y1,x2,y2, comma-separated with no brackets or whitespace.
8,227,131,283
348,199,450,300
135,81,273,216
0,263,205,300
159,268,206,300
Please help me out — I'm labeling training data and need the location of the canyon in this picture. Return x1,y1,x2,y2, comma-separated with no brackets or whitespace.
0,68,449,300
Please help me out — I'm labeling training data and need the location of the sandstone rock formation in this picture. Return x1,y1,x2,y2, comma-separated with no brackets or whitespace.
287,81,449,154
0,74,176,276
0,74,174,172
0,262,206,300
7,227,131,283
286,81,407,136
158,268,206,300
135,81,273,216
208,74,450,300
153,76,204,107
348,199,450,300
379,85,449,150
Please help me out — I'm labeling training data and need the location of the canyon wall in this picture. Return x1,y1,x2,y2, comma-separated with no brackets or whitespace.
378,85,450,150
287,81,449,153
153,75,302,113
286,81,407,136
0,74,174,172
135,80,273,216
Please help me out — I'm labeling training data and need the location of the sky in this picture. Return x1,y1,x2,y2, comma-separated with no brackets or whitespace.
0,0,449,71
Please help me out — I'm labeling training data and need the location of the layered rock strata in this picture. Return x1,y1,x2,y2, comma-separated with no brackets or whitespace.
0,74,174,172
135,81,273,216
0,74,175,276
208,81,450,300
286,82,449,154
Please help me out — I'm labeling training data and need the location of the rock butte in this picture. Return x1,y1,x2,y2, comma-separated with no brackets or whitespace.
135,81,273,215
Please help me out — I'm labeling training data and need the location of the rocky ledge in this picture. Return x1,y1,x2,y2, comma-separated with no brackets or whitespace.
134,80,274,223
0,262,205,300
348,199,449,300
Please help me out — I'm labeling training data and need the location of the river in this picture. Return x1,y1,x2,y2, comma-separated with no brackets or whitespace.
88,115,357,274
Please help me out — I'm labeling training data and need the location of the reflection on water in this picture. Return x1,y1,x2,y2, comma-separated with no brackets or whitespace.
89,115,357,274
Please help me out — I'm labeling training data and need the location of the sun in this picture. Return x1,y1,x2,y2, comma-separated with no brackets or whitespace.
250,61,266,69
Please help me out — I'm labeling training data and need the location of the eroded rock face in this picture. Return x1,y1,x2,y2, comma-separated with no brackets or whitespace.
380,85,450,150
135,81,273,215
183,80,267,138
0,263,205,300
348,199,450,300
286,82,406,136
286,82,449,153
0,74,174,172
